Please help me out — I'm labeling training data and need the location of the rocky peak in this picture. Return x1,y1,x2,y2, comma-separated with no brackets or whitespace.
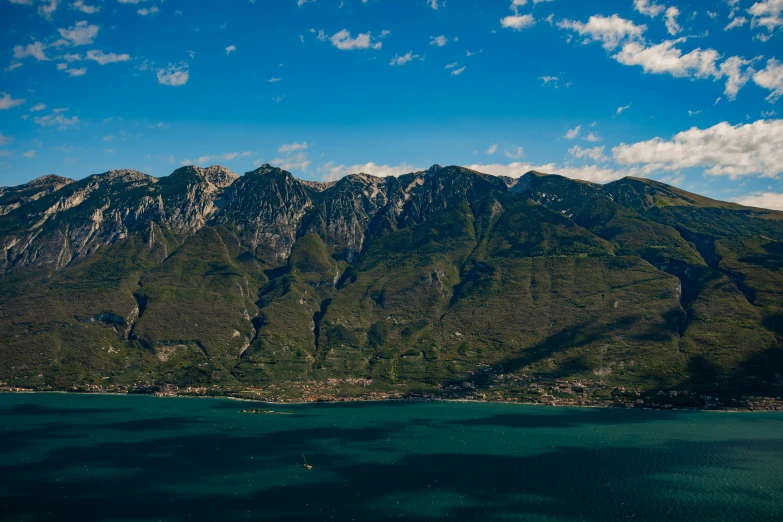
246,164,284,177
342,173,385,184
93,169,157,185
22,174,75,189
169,165,239,189
217,166,318,263
0,174,75,217
425,164,443,176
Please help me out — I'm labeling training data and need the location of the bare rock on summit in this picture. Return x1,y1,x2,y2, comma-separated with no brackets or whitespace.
0,174,74,217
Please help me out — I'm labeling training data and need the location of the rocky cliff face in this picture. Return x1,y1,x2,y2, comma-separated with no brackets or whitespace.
0,174,74,217
0,166,240,271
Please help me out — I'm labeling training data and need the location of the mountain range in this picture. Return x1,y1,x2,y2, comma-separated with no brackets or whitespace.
1,164,781,408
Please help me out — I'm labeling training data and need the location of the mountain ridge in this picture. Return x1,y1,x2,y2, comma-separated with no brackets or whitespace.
1,164,781,409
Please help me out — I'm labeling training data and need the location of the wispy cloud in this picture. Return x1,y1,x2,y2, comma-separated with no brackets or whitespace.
330,29,383,50
0,93,26,110
278,142,308,153
390,51,422,66
157,62,189,86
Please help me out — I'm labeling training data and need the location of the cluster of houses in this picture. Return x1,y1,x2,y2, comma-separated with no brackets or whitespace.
2,376,781,410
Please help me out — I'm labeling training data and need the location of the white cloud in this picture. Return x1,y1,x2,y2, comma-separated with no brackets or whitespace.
430,35,448,46
86,50,131,64
733,192,783,210
181,151,253,165
664,6,682,35
226,45,237,56
13,41,48,61
38,0,59,21
613,39,719,79
0,93,25,110
278,142,308,153
465,161,636,184
753,58,783,102
557,13,760,100
557,14,646,50
273,152,311,172
724,16,748,29
390,51,422,66
613,119,783,178
720,56,755,100
4,63,23,72
569,145,608,162
634,0,666,18
267,77,281,83
505,145,525,159
585,132,601,142
501,14,535,30
320,161,419,181
56,21,99,46
616,104,632,115
221,151,253,161
451,66,466,76
24,150,36,158
565,126,581,139
29,103,47,112
64,67,87,76
330,29,383,50
445,62,459,69
487,144,498,155
71,0,100,13
427,0,439,10
748,0,783,33
157,62,189,86
539,75,558,86
33,111,80,129
297,0,315,6
137,6,159,15
0,132,12,146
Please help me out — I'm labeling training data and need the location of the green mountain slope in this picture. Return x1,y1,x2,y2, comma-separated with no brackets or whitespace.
0,165,781,409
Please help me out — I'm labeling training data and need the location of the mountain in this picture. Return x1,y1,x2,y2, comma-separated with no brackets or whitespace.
1,164,781,409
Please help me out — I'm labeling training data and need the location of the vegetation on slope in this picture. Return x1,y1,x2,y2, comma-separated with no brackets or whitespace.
0,165,781,408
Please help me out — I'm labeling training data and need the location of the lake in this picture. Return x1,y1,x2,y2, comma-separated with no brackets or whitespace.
0,394,781,521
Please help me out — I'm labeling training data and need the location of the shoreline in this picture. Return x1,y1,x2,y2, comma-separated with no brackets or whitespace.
1,388,780,413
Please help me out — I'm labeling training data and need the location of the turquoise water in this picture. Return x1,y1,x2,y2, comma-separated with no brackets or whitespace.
0,394,781,521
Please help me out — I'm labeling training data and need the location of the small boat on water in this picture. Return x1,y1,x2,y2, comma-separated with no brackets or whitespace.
301,455,313,470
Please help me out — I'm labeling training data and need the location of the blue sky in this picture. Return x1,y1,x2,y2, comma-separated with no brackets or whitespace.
1,0,783,208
